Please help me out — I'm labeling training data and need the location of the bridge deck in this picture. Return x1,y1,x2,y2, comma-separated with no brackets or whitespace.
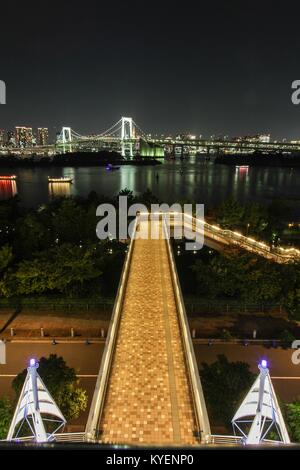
99,220,197,445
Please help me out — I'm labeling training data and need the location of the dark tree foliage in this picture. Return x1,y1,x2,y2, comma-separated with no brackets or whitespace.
190,249,300,318
0,397,13,439
285,400,300,443
200,355,255,428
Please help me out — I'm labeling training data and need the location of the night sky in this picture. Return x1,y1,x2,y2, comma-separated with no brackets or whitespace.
1,1,300,139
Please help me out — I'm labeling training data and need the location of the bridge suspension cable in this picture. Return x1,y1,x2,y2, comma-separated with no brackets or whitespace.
132,119,148,139
71,129,83,139
96,118,123,137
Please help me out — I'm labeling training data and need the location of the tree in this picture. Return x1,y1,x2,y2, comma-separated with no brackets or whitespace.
14,258,53,295
200,355,255,428
14,213,51,258
12,355,87,421
117,188,136,205
281,263,300,319
14,244,103,297
0,245,13,273
191,258,218,298
49,244,103,296
265,199,289,243
0,197,21,246
190,248,291,305
285,400,300,442
240,260,282,303
0,397,13,439
216,199,245,230
52,199,88,244
244,202,269,236
138,189,160,208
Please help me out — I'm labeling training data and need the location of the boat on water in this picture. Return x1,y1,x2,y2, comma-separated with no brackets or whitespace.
236,165,249,170
106,163,120,171
0,175,17,181
48,177,73,183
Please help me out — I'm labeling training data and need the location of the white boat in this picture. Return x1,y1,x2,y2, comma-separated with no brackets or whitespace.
235,165,249,170
48,177,73,183
0,175,17,181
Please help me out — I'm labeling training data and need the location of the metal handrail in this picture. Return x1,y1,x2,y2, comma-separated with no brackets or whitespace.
85,219,138,441
163,216,211,444
7,432,86,443
211,434,243,445
170,213,300,263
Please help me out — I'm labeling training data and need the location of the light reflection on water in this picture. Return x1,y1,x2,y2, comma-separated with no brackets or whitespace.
48,182,71,198
0,179,17,199
0,160,299,214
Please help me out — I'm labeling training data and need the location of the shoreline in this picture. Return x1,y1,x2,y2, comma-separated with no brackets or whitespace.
0,150,162,168
215,152,300,167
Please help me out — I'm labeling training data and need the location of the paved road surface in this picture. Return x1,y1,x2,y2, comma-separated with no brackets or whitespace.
194,343,300,402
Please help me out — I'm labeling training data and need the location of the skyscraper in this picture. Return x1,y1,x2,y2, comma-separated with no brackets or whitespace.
0,129,5,146
15,127,33,147
38,127,49,146
7,131,15,147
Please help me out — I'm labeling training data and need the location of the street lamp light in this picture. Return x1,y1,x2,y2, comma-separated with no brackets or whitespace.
260,359,268,369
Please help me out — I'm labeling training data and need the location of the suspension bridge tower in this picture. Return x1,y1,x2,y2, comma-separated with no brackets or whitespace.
61,127,72,144
121,116,134,157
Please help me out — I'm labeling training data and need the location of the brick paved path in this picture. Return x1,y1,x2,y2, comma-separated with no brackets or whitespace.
100,220,197,445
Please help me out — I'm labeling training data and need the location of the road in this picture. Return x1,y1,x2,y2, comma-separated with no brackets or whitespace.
1,340,300,432
193,343,300,402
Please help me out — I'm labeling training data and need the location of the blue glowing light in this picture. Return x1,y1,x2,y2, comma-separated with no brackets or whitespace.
29,358,36,367
261,359,268,369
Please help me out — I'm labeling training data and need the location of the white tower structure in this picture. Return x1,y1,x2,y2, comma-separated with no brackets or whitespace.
61,127,72,144
121,116,134,157
232,360,290,445
121,116,133,140
7,359,66,443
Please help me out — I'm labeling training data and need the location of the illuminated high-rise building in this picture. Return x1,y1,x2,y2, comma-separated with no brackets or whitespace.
0,129,5,146
258,134,270,143
7,131,15,147
37,127,49,146
15,126,33,148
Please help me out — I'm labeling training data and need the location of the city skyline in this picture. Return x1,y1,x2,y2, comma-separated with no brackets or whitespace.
0,123,276,145
1,1,300,139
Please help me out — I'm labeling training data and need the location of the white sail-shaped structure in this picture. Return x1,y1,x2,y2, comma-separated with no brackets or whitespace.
7,359,66,443
232,360,290,445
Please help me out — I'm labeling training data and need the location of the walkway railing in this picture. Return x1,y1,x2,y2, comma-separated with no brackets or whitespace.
6,432,86,443
210,435,291,446
85,219,138,441
210,435,243,445
3,433,290,446
170,213,300,263
163,216,211,443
